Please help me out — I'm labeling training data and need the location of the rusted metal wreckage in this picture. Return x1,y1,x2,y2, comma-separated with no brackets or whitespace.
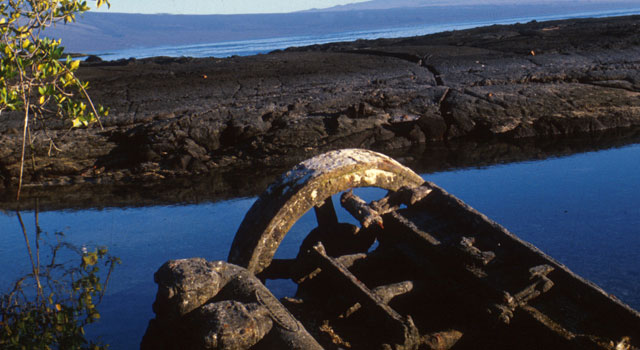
142,149,640,350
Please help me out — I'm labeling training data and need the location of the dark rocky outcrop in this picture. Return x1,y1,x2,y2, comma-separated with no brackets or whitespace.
1,15,640,195
3,126,638,212
141,259,322,350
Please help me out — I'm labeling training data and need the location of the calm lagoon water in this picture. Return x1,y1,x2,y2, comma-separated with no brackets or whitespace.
1,143,639,348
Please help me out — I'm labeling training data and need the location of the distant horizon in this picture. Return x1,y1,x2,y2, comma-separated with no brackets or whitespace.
90,0,637,15
49,2,640,56
90,0,369,15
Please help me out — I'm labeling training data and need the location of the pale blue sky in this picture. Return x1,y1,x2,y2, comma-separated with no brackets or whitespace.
92,0,370,14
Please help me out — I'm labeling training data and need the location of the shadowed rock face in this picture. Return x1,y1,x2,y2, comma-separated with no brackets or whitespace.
1,15,640,193
2,126,638,212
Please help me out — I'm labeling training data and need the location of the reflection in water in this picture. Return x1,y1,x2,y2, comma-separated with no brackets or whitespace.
2,127,639,212
425,143,640,309
0,140,638,348
0,204,119,349
0,198,255,349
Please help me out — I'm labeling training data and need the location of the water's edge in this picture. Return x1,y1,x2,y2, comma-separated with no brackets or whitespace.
3,127,639,212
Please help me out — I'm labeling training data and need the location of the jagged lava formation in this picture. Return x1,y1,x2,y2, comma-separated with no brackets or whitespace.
1,15,639,192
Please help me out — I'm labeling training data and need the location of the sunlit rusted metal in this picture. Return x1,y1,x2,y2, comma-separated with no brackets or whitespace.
228,148,424,274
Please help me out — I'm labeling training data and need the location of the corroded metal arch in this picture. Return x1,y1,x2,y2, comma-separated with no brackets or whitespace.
228,149,425,274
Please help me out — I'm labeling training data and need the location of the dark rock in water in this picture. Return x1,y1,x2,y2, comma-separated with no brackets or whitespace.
84,55,102,63
141,259,322,350
1,15,640,189
152,258,224,320
192,300,273,350
417,114,447,141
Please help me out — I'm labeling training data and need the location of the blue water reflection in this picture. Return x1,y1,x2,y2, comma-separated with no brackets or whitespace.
426,143,640,309
0,199,255,349
1,143,638,348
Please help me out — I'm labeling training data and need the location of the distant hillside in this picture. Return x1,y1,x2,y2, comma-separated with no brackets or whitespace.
46,1,640,53
318,0,640,11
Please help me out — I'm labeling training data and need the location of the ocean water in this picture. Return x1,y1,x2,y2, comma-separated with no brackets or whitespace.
1,143,639,349
91,7,640,61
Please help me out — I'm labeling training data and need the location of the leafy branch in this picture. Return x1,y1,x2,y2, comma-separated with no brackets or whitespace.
1,206,120,349
0,0,110,199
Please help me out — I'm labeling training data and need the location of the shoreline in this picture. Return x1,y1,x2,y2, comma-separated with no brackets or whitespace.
90,6,640,61
1,126,639,211
49,3,640,55
1,14,640,199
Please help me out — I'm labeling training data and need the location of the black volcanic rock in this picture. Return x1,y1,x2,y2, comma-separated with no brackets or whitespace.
1,15,640,193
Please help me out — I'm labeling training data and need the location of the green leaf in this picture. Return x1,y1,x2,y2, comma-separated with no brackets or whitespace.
1,0,111,197
82,252,98,266
69,60,80,70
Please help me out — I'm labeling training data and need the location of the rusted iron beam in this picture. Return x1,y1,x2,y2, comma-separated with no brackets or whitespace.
489,265,555,325
513,265,555,305
381,211,498,277
336,253,368,268
381,211,554,317
518,304,575,342
373,281,415,304
370,186,434,214
258,253,368,282
338,186,434,230
295,253,368,285
506,305,633,350
341,281,414,318
383,210,442,246
340,190,384,228
421,330,464,350
459,237,496,266
308,242,421,348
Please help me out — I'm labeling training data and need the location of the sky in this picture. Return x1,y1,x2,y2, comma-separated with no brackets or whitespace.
92,0,371,15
